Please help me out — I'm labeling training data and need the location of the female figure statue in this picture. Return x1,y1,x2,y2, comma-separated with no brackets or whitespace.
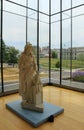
18,43,43,112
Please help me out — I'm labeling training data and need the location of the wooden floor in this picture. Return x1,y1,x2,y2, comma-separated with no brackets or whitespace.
0,86,84,130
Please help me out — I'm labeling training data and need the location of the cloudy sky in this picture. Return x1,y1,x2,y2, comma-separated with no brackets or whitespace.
2,0,84,51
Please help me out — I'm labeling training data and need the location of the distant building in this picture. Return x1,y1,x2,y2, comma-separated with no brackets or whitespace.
62,47,84,60
39,46,49,58
35,46,84,60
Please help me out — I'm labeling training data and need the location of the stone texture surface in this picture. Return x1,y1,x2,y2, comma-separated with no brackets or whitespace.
18,43,43,112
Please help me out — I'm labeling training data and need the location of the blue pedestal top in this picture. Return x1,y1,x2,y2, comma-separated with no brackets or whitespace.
6,100,64,127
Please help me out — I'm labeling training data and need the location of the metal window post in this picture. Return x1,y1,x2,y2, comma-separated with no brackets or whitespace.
26,0,28,44
49,0,51,84
37,0,39,71
70,0,72,80
1,0,4,92
60,0,62,85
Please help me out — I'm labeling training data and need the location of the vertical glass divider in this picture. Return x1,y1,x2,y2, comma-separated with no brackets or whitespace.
26,0,28,44
1,0,4,92
37,0,39,71
49,0,51,84
70,0,72,80
60,0,62,85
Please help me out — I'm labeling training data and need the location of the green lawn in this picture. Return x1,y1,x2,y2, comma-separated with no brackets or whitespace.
39,58,84,69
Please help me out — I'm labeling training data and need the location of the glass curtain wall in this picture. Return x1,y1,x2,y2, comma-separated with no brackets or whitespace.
3,0,26,92
51,14,60,84
39,0,49,83
72,5,84,84
61,1,84,89
51,1,60,85
0,0,84,95
61,10,71,86
39,13,49,83
27,9,37,58
51,0,84,90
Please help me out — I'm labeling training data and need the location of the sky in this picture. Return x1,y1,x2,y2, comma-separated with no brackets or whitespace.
2,0,84,51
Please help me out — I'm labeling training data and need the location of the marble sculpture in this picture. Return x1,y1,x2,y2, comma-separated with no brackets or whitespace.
18,43,44,112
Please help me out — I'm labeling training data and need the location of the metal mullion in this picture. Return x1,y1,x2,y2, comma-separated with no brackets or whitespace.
37,0,39,71
70,0,72,80
1,0,4,92
26,0,28,44
49,0,51,84
60,0,62,85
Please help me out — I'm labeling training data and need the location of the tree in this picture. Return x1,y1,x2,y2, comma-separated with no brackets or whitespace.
7,46,19,67
52,51,58,58
77,53,84,64
0,40,7,63
0,40,20,66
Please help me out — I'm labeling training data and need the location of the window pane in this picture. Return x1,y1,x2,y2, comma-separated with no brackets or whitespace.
3,11,26,92
51,0,60,14
1,0,84,94
39,0,49,14
51,14,60,84
72,0,84,7
3,1,26,16
39,13,49,83
62,0,71,11
73,6,84,17
27,9,37,58
28,0,37,10
62,11,71,86
72,11,84,84
7,0,26,6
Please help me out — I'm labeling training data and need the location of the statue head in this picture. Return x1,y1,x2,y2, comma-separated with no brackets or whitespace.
24,42,33,55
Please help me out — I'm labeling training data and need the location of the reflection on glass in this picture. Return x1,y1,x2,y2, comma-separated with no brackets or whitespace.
3,12,26,92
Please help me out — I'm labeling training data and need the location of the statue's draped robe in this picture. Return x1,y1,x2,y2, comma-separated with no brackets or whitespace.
18,52,42,104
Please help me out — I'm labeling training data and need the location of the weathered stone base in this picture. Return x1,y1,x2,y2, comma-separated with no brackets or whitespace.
21,101,44,112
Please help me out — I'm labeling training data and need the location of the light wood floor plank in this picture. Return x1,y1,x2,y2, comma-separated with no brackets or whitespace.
0,86,84,130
